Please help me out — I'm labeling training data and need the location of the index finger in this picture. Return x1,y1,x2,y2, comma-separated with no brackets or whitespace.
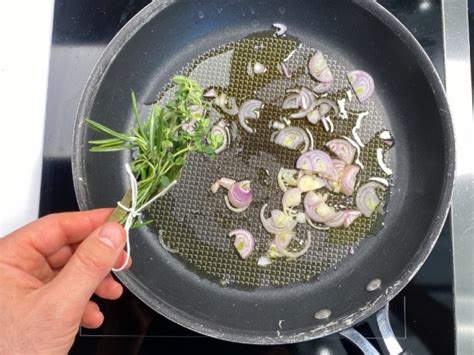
6,208,114,257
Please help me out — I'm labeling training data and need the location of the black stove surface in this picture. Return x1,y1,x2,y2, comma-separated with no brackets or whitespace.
41,1,454,354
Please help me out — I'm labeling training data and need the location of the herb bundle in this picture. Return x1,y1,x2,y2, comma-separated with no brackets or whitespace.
86,75,221,224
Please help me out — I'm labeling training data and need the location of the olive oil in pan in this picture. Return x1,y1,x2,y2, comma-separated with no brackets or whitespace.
148,34,393,288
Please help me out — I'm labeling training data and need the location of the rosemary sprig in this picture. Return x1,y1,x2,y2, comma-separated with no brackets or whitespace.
86,75,220,223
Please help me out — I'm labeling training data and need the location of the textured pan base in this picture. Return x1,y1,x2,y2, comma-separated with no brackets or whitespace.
148,34,391,287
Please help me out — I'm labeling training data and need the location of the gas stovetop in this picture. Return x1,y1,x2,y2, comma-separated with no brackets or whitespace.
41,1,456,354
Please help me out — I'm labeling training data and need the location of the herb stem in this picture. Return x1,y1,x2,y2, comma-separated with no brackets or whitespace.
173,146,191,158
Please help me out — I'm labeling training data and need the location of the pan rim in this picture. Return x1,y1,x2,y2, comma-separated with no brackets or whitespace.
72,0,455,344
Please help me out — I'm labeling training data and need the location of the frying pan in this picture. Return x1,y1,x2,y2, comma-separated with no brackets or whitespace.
72,0,455,345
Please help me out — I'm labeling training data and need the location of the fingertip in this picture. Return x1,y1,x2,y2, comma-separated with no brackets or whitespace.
111,282,124,299
95,276,124,300
94,311,105,328
82,310,104,329
81,302,104,329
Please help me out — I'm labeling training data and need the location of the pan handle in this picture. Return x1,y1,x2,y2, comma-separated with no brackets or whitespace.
339,304,408,355
339,327,380,355
376,304,404,354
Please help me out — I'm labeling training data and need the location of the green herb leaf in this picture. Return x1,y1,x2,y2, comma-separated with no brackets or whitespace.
86,119,133,142
90,146,131,152
131,91,145,137
174,156,185,166
160,175,171,187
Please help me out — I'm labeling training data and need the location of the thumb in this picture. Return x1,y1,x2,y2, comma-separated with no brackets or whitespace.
47,222,126,309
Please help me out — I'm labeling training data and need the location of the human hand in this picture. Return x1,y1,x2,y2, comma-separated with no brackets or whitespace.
0,209,131,355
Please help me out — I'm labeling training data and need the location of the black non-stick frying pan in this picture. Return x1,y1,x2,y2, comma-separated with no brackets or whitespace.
72,0,455,345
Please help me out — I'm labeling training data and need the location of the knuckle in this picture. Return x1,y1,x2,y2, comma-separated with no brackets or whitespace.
41,212,61,224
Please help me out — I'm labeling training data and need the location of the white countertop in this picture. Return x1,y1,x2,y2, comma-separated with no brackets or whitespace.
0,0,55,235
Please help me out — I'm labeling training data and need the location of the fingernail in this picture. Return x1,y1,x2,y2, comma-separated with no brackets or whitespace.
98,224,123,249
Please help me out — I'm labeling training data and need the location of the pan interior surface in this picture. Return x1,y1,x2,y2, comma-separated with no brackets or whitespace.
74,0,454,344
147,34,392,288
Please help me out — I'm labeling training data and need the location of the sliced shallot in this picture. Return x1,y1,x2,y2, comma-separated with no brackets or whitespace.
275,232,312,259
297,174,325,192
293,97,338,120
342,135,364,170
273,23,288,36
326,159,344,193
306,128,314,150
306,217,330,231
211,120,230,154
273,126,310,152
271,209,292,226
304,192,336,223
258,256,272,267
340,165,360,197
324,211,345,228
229,229,255,259
224,196,249,213
325,178,341,194
290,96,317,119
326,139,356,164
210,182,220,194
321,117,329,132
344,210,361,228
238,99,263,133
282,187,302,211
321,116,334,133
307,108,321,124
332,159,347,178
313,81,333,94
267,242,283,259
308,51,334,83
228,180,253,210
158,230,178,253
317,99,339,115
220,178,237,189
282,94,300,109
260,204,297,235
212,177,236,191
299,87,314,110
269,120,286,130
275,230,295,249
277,168,299,191
215,93,239,115
356,182,386,217
319,103,331,116
296,150,338,180
347,70,375,103
254,62,267,74
296,212,307,224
